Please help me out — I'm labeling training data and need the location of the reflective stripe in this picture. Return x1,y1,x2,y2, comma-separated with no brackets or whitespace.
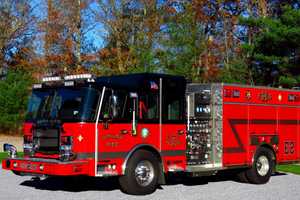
76,150,186,160
161,150,186,157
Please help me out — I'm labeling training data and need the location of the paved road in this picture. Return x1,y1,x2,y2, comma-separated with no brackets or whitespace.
0,167,299,200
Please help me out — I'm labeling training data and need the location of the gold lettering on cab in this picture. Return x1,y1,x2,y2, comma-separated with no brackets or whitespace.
105,141,119,147
259,93,272,102
102,134,124,140
166,135,182,147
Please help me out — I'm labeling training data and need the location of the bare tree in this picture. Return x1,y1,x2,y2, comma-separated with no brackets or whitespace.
44,0,94,74
0,0,37,72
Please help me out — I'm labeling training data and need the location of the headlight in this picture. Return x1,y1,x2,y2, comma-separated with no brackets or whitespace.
59,145,72,161
23,143,33,155
59,136,74,161
60,145,72,151
23,135,34,156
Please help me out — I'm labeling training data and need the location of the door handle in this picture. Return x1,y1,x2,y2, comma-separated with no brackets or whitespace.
120,129,128,134
177,130,185,135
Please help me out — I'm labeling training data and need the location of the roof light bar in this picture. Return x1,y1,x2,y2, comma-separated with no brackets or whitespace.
64,81,75,87
33,84,42,89
64,74,93,80
42,76,62,82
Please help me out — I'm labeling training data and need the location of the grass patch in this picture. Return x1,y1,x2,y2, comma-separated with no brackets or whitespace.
0,152,23,162
0,152,8,161
276,164,300,175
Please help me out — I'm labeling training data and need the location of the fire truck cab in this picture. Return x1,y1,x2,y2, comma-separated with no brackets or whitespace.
2,73,300,195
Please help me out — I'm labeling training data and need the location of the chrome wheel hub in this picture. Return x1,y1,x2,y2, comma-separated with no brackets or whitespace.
135,160,154,187
256,155,270,176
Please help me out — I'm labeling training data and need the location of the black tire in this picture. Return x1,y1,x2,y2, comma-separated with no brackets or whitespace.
236,170,249,183
12,170,21,176
246,147,275,184
119,150,159,195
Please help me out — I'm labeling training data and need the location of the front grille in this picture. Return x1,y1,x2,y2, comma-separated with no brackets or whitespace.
33,128,60,153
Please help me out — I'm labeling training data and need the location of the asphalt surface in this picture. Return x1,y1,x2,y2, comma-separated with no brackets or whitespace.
0,167,299,200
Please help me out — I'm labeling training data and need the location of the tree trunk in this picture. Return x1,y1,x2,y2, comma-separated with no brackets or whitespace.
258,0,268,17
76,0,81,70
116,35,124,73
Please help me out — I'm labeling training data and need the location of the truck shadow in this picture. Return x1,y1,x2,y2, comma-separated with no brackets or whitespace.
20,176,121,192
166,171,287,186
20,171,287,192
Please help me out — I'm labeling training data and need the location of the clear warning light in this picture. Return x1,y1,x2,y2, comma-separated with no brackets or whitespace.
278,94,282,101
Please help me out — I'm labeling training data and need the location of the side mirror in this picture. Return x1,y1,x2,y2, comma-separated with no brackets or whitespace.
3,143,17,158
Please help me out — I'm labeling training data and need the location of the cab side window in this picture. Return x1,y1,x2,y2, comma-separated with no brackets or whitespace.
101,89,131,122
163,79,185,123
139,92,159,122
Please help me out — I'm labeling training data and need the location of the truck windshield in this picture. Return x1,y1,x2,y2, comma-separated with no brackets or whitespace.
26,87,100,122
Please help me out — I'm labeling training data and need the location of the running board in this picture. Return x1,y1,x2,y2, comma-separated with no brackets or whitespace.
186,163,223,172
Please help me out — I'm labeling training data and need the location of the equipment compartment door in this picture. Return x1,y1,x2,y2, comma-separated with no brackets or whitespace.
186,84,223,168
278,106,299,162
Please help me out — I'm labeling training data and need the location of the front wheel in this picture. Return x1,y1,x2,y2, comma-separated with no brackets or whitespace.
119,150,159,195
246,147,275,184
12,170,21,176
236,170,249,183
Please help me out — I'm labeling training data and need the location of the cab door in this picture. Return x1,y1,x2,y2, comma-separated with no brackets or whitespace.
136,78,186,172
97,89,134,166
136,83,161,152
161,78,186,171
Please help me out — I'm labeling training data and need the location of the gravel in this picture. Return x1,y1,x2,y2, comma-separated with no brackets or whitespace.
0,167,299,200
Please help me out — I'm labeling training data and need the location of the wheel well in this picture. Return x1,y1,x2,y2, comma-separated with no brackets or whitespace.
257,144,277,164
122,145,163,174
139,146,162,162
122,145,166,184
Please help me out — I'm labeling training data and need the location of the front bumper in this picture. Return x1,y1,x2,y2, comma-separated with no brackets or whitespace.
2,157,90,176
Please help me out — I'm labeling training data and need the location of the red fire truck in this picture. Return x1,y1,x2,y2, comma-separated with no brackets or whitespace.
2,73,300,195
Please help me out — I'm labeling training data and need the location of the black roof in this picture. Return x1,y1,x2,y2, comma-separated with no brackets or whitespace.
94,73,186,91
35,73,186,92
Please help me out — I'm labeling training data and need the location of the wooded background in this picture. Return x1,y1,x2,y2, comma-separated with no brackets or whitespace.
1,0,300,134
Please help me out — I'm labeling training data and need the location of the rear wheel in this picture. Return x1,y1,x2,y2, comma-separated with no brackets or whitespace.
246,147,275,184
119,150,159,195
